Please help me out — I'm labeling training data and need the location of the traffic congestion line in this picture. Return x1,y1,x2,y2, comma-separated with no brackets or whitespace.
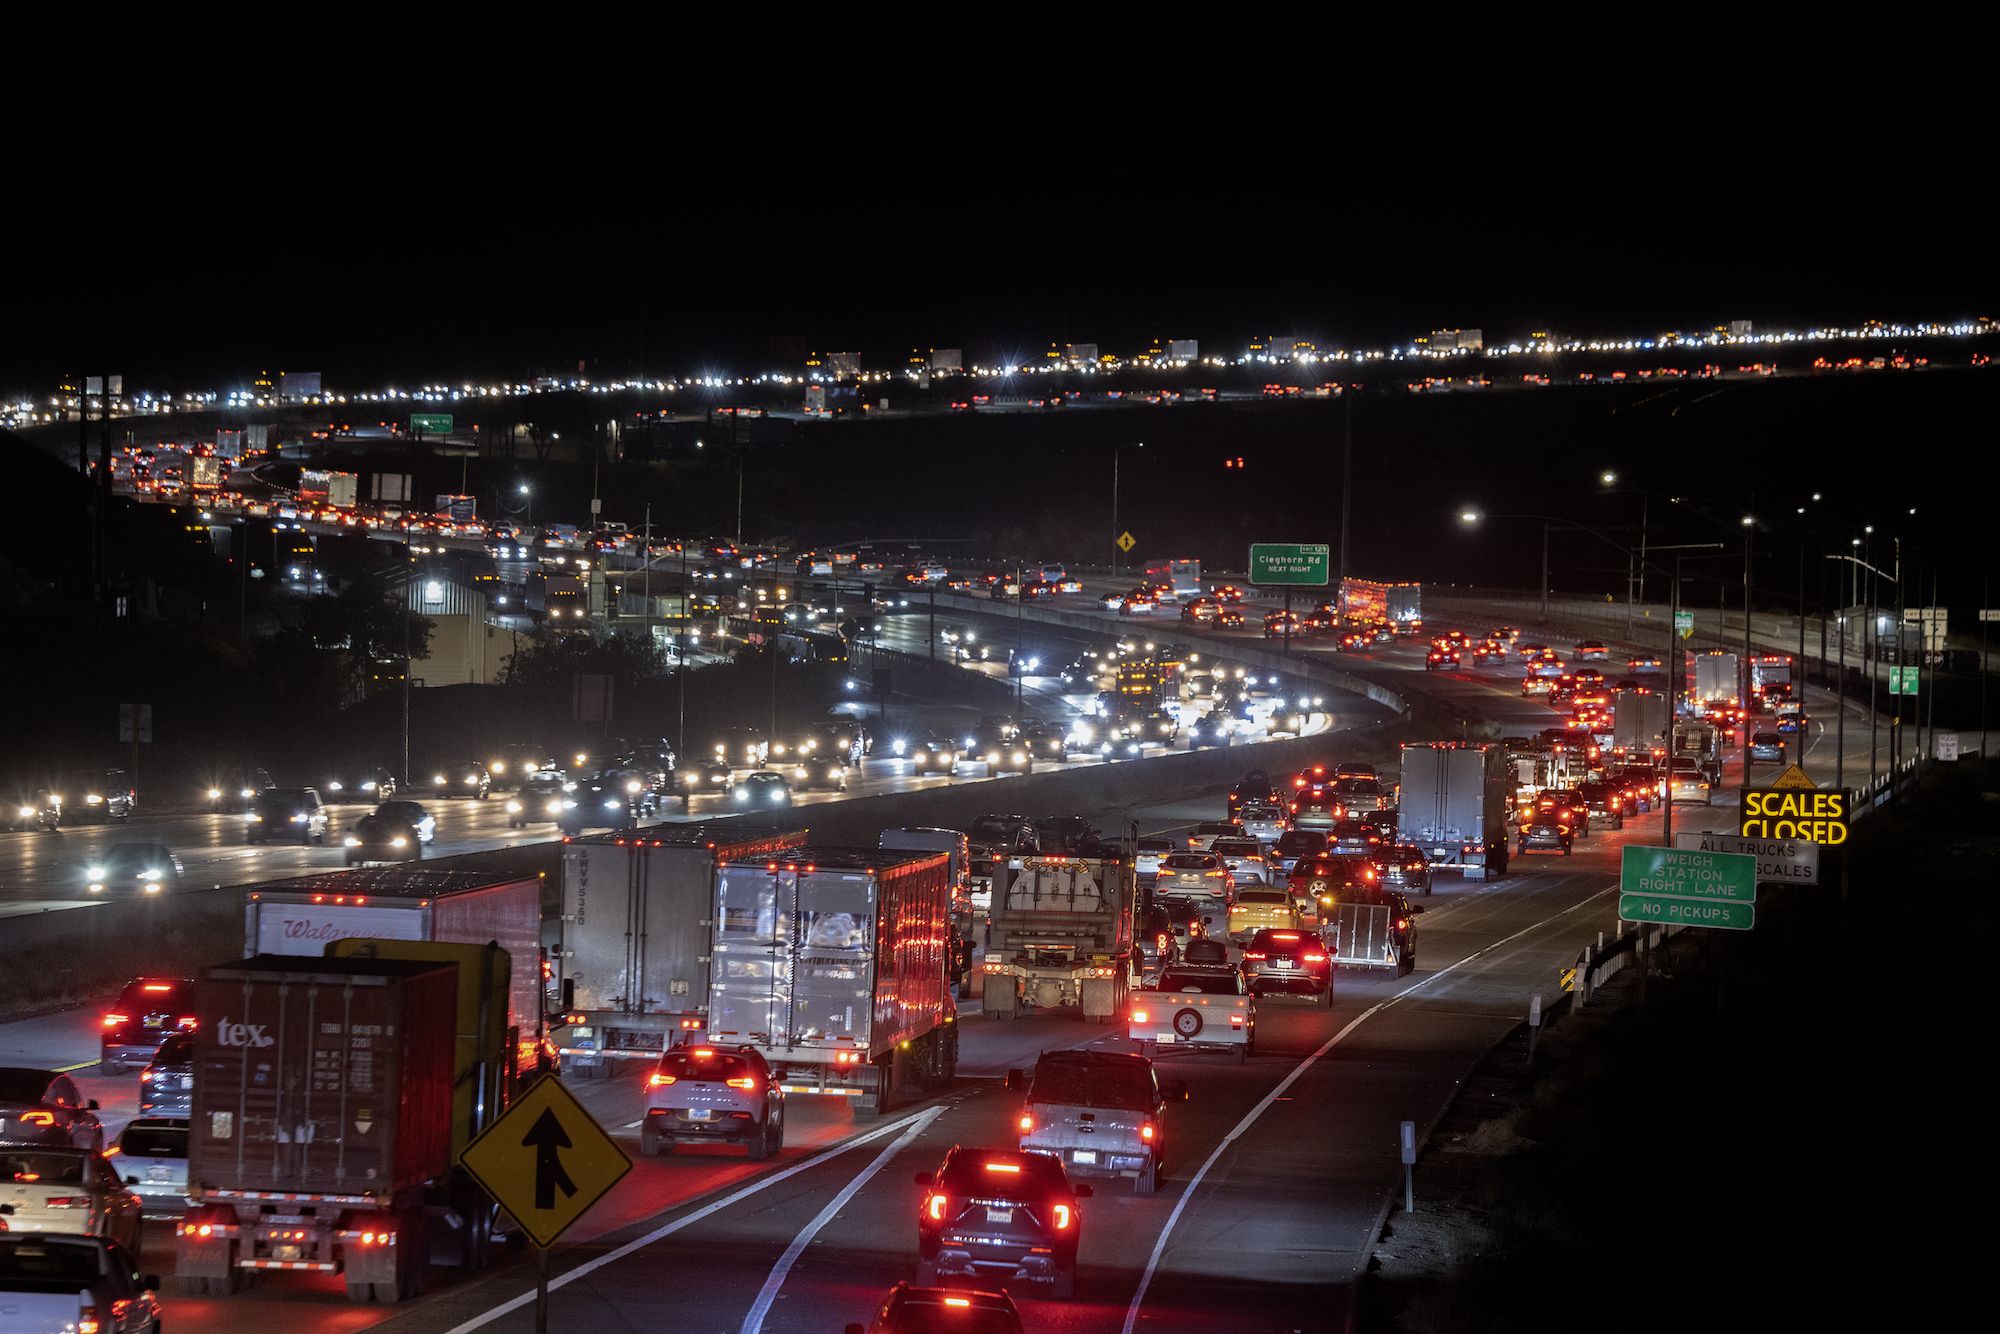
440,1105,942,1334
1119,880,1618,1334
739,1107,944,1334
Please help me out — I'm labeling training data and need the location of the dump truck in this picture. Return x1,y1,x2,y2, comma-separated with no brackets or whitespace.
1693,650,1740,706
1398,742,1511,882
175,954,494,1303
549,824,807,1073
242,868,545,1075
980,854,1138,1021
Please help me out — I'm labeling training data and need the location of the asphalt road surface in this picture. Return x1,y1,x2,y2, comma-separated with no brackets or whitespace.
0,590,1888,1333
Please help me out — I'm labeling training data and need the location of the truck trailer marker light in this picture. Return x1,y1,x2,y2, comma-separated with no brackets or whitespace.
1130,1010,1149,1024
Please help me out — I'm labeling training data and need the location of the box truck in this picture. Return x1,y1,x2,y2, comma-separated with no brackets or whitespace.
980,854,1137,1020
1398,742,1511,882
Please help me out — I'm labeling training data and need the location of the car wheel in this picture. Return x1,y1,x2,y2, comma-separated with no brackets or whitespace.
1049,1262,1076,1300
1563,844,1574,856
1233,1042,1247,1065
99,1056,120,1077
746,1120,773,1161
639,1122,661,1157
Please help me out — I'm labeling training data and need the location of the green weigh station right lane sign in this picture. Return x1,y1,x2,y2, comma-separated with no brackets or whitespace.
1619,845,1758,931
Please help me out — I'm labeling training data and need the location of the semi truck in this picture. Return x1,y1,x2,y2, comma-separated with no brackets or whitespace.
1143,559,1203,600
1693,651,1740,706
553,830,960,1111
549,825,808,1072
1749,653,1794,708
300,468,359,510
1398,742,1511,882
175,952,509,1302
241,868,545,1074
1610,689,1671,759
706,849,958,1113
1340,578,1422,628
980,854,1137,1021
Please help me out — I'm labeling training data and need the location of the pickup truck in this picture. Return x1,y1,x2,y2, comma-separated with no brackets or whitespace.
1010,1050,1187,1195
1128,964,1254,1062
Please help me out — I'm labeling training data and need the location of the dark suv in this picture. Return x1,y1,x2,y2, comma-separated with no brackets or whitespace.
640,1044,785,1159
100,978,195,1074
916,1146,1090,1297
246,787,327,844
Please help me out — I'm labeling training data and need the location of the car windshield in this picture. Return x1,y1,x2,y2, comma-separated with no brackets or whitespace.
1240,805,1280,820
1276,832,1328,855
1158,968,1238,992
3,1151,86,1184
888,1302,1019,1334
255,790,310,811
939,1150,1069,1194
0,1236,102,1284
99,847,166,872
1335,778,1379,794
1135,838,1172,854
1162,854,1216,870
118,982,185,1010
1236,889,1287,904
119,1124,188,1159
378,802,424,822
1028,1060,1154,1111
1211,840,1260,857
0,1070,51,1102
968,819,1024,844
658,1050,756,1082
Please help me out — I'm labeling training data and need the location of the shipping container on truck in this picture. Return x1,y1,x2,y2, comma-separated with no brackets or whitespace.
175,956,459,1303
1610,689,1671,759
549,824,807,1074
1144,559,1203,600
980,854,1138,1021
707,849,957,1114
1398,743,1511,882
241,869,544,1074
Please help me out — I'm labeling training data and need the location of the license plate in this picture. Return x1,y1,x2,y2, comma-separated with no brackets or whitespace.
180,1077,193,1090
146,1167,171,1182
985,1207,1013,1224
1156,1033,1175,1043
687,1109,713,1121
143,1016,164,1029
1072,1150,1097,1165
1273,959,1295,969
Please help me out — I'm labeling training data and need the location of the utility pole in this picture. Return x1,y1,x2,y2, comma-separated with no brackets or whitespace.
1539,522,1550,621
1664,553,1681,852
401,554,413,786
1338,393,1353,588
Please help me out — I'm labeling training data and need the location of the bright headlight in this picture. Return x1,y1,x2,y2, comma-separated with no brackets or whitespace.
344,837,360,847
506,800,523,813
207,788,222,801
891,738,907,755
464,775,479,786
546,799,564,814
86,865,105,879
391,836,407,847
86,794,103,805
603,799,620,810
433,775,446,785
240,787,255,799
290,813,306,822
625,780,642,794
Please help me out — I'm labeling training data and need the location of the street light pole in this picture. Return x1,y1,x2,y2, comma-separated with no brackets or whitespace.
1539,521,1550,621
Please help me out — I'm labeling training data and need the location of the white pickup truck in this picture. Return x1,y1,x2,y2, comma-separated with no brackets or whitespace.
1128,963,1254,1062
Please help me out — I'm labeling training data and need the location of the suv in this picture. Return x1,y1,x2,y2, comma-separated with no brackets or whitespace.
71,770,137,824
83,844,182,896
100,980,195,1074
640,1043,785,1159
1013,1049,1184,1195
1240,928,1332,1003
915,1147,1090,1297
246,787,328,844
1289,854,1381,918
1748,731,1785,764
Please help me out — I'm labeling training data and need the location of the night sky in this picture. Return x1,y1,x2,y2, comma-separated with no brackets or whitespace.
8,112,1989,395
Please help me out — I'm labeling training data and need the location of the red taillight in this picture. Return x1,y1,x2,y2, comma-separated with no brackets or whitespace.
1243,951,1267,961
1053,1202,1073,1230
1156,933,1170,951
1140,1121,1156,1142
1395,918,1409,930
101,1013,127,1028
926,1193,947,1222
1018,1112,1034,1133
725,1076,758,1091
649,1073,676,1086
17,1112,54,1127
177,1016,198,1029
40,1195,88,1208
1304,952,1328,964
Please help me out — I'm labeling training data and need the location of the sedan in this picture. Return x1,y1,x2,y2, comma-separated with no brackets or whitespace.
427,761,491,800
890,730,960,775
343,810,425,865
1239,928,1332,1003
114,1117,190,1218
915,1147,1088,1298
0,1069,103,1150
138,1035,193,1118
84,844,183,896
0,1148,143,1251
859,1284,1023,1334
1517,818,1574,856
733,771,794,808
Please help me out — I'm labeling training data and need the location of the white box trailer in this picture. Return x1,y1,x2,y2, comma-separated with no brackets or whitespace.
1398,743,1510,881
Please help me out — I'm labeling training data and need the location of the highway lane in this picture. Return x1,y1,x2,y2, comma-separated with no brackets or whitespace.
0,594,1870,1332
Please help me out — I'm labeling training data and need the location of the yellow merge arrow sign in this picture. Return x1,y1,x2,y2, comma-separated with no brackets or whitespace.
1117,531,1136,553
459,1073,630,1250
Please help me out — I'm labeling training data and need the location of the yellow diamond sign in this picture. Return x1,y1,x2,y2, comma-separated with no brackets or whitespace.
1768,763,1816,791
1117,531,1136,553
459,1074,630,1249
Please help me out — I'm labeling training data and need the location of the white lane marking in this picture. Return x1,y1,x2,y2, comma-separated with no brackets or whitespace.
440,1106,936,1334
740,1106,942,1334
1119,882,1616,1334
